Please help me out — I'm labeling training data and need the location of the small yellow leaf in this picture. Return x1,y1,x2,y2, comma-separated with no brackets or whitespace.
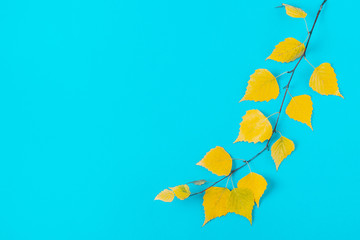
266,37,305,63
234,110,272,144
202,187,230,226
237,172,267,207
170,185,190,200
227,188,254,224
271,136,295,170
285,95,313,130
188,179,207,186
155,189,175,202
241,69,279,102
282,4,307,18
310,63,343,98
197,146,232,176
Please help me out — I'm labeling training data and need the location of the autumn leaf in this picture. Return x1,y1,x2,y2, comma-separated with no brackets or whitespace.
267,37,305,63
170,185,191,200
282,4,307,18
271,136,295,170
155,189,175,202
310,63,343,98
240,69,279,102
188,179,207,186
237,172,267,207
197,146,232,176
227,188,255,224
234,110,272,144
286,94,313,130
202,187,230,226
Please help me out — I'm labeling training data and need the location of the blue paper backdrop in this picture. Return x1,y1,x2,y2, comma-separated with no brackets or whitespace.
0,0,359,239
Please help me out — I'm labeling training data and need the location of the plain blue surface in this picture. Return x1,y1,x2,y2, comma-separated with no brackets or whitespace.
0,0,359,239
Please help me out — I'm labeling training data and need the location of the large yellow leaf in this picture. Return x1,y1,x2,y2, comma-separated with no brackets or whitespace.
227,188,254,224
237,172,267,207
240,69,279,102
271,136,295,170
154,189,175,202
197,146,232,176
310,63,343,98
282,4,307,18
169,185,190,200
202,187,230,226
266,37,305,63
285,95,313,130
234,110,272,144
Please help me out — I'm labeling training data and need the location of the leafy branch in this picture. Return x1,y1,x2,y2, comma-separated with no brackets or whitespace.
191,0,328,197
155,0,343,226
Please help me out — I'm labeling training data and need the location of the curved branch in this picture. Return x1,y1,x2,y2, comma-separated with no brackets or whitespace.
190,0,327,197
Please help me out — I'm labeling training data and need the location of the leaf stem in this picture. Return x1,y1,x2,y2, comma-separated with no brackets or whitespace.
230,176,235,189
266,112,279,119
275,71,290,78
304,57,316,69
304,18,309,34
244,160,252,172
189,0,328,197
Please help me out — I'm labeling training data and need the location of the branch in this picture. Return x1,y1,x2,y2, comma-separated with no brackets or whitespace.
190,0,327,197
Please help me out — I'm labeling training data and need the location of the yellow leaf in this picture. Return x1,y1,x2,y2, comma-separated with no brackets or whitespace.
237,172,267,207
282,4,307,18
310,63,343,98
188,179,207,186
266,37,305,63
271,136,295,170
202,187,230,226
234,110,272,144
170,185,190,200
154,189,175,202
240,69,279,102
285,94,313,130
227,188,254,224
197,146,232,176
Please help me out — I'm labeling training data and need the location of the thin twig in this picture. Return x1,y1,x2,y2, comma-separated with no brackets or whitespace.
190,0,327,197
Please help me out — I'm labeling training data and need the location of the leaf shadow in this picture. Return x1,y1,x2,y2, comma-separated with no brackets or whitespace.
261,175,276,201
251,175,275,224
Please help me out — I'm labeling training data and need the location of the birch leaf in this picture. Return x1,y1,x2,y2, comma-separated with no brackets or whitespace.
155,189,175,202
282,4,307,18
234,110,272,144
310,63,343,98
197,146,232,176
240,69,279,102
271,136,295,170
237,172,267,207
202,187,230,226
170,185,190,200
188,179,207,186
227,188,255,224
286,95,313,130
266,37,305,63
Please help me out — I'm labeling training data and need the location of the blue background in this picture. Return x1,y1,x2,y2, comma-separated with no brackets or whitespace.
0,0,358,239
